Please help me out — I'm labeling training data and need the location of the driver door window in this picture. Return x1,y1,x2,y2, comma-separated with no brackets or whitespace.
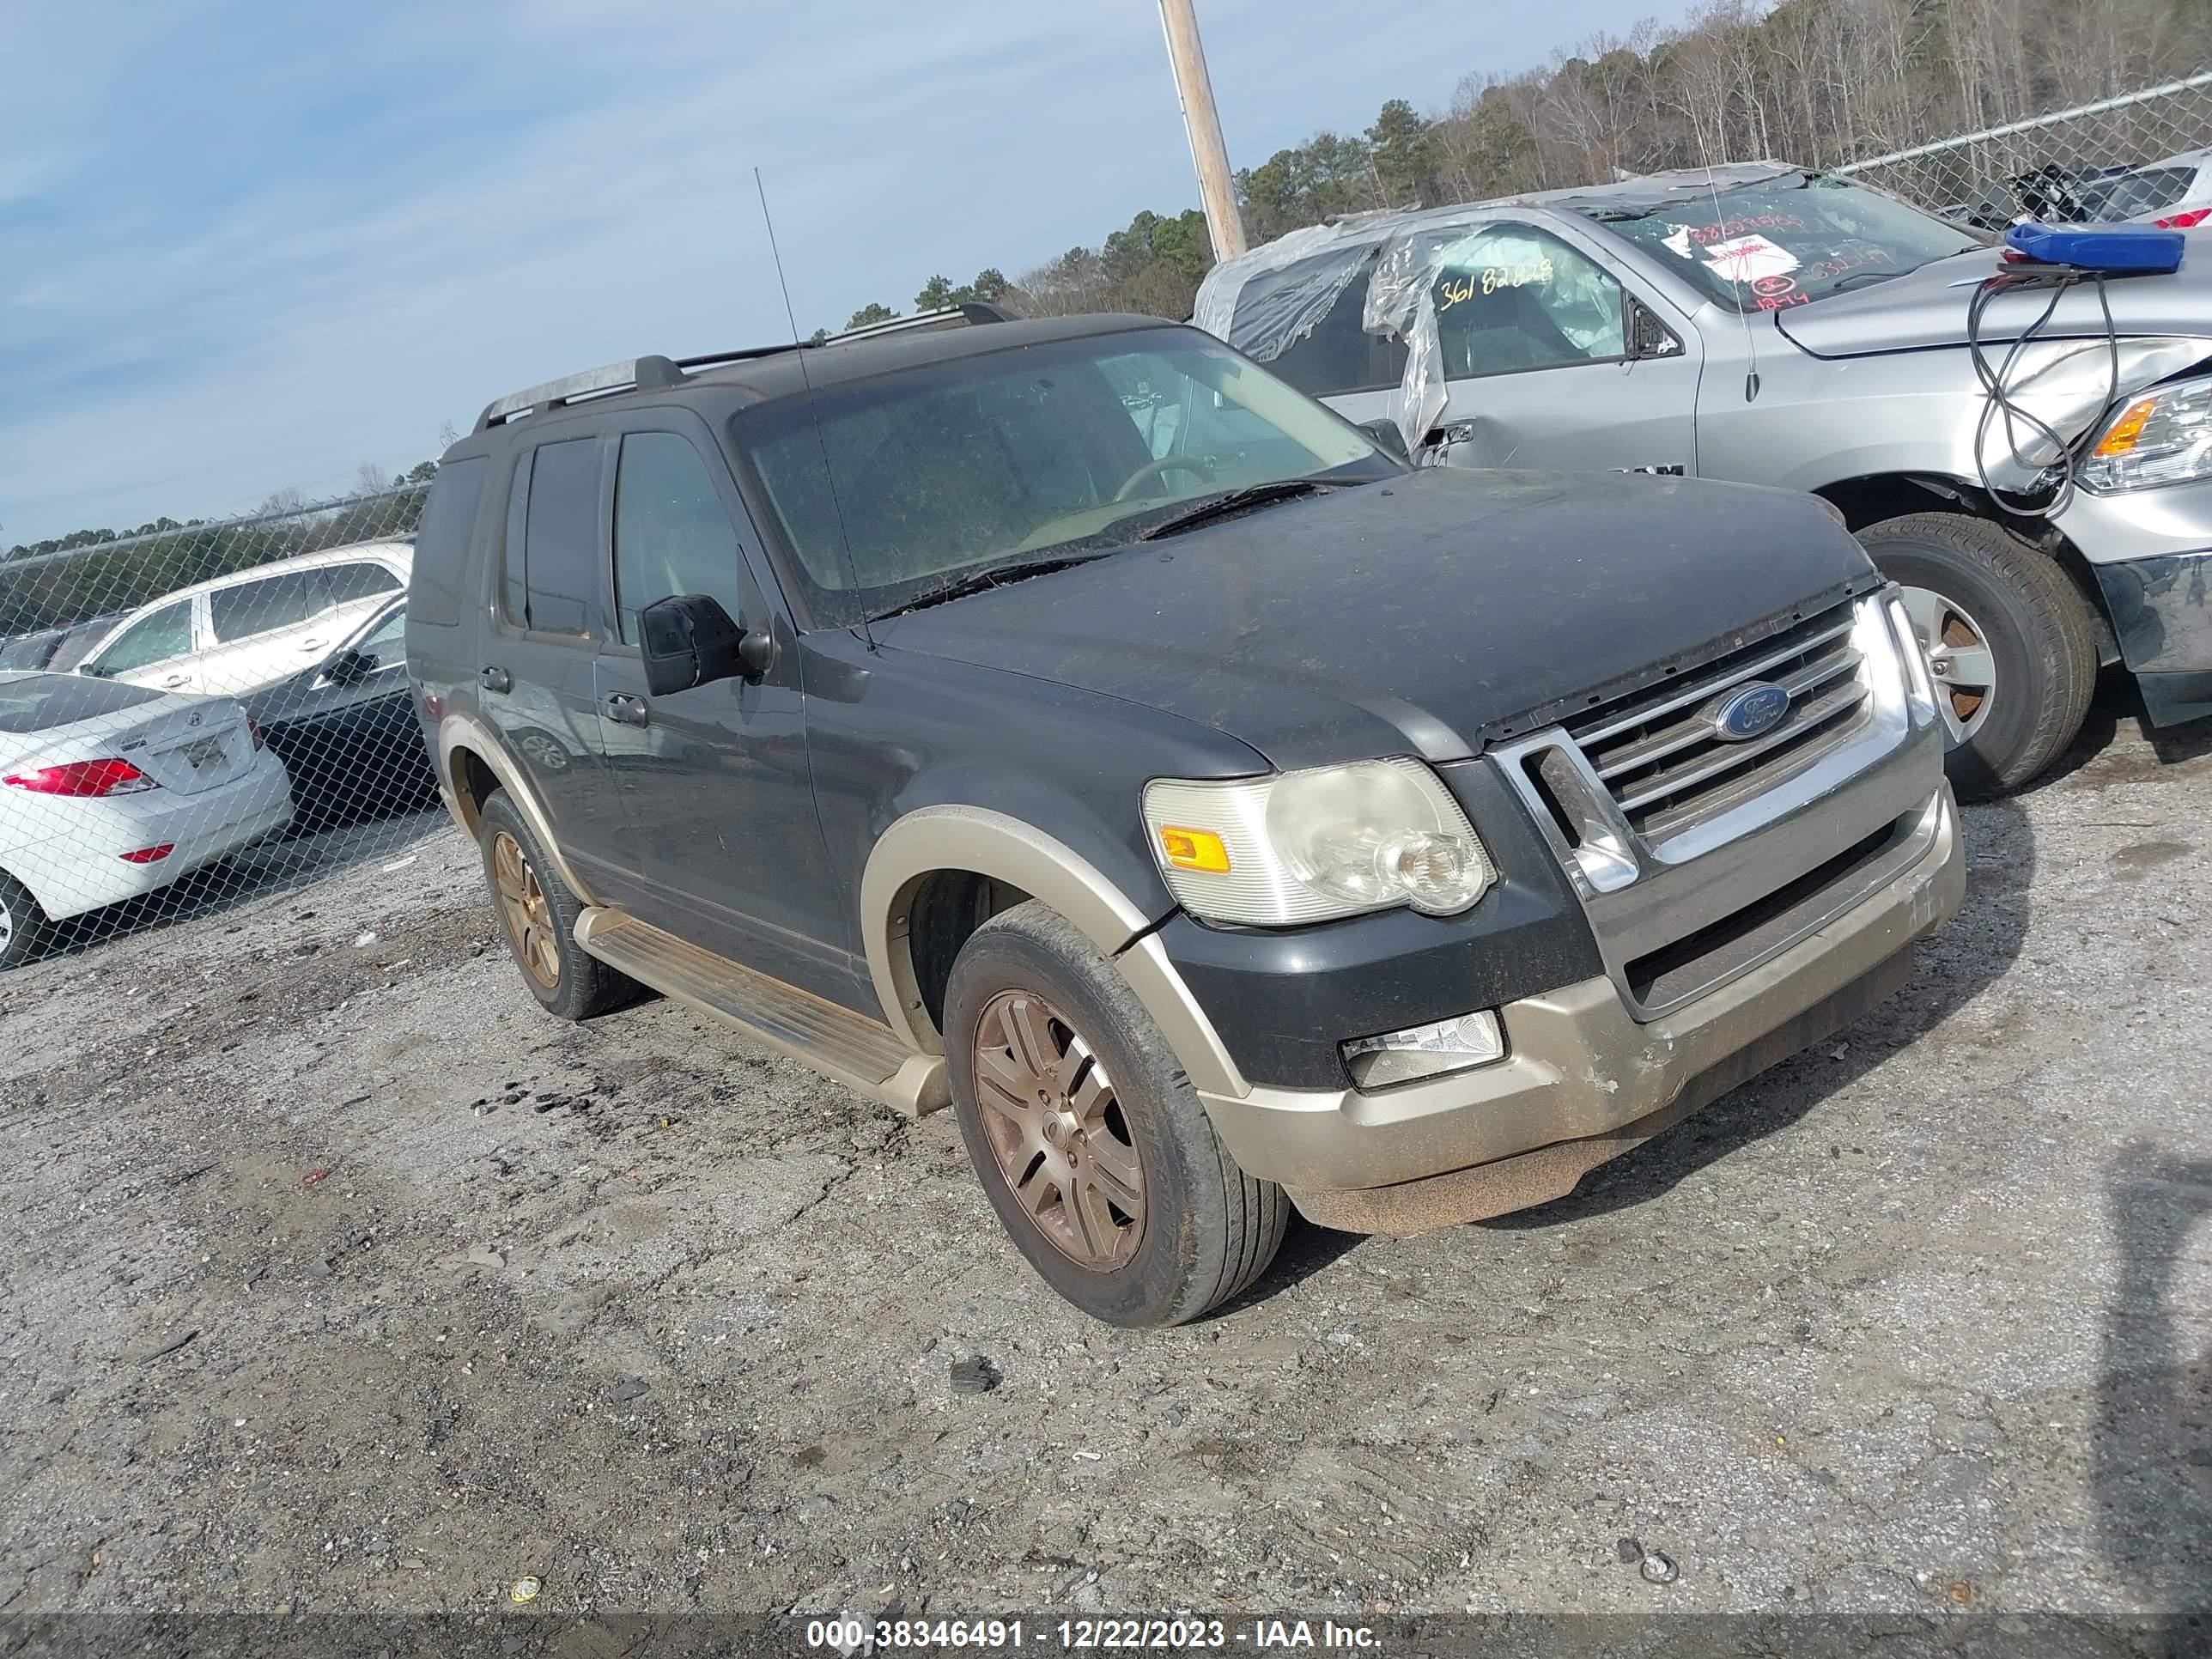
1426,224,1626,380
612,433,746,643
88,601,197,683
351,609,408,669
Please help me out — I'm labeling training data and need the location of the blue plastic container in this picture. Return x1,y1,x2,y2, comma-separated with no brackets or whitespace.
2002,222,2185,273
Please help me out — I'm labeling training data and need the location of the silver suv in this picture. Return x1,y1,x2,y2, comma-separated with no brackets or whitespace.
1196,165,2212,796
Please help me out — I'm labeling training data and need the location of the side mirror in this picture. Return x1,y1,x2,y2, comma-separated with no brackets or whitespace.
324,648,372,685
639,593,772,697
1358,417,1412,466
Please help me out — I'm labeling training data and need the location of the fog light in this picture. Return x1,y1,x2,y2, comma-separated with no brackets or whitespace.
1341,1010,1504,1089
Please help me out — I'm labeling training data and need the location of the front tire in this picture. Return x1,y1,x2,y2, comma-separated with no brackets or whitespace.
943,901,1286,1327
0,872,52,971
1858,512,2099,799
477,789,634,1020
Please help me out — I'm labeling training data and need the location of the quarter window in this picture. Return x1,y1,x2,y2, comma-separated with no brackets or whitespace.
1423,224,1626,380
409,456,489,628
518,437,603,637
613,434,746,643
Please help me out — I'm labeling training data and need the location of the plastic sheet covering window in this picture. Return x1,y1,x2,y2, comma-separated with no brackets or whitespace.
1194,167,1820,455
1190,212,1403,354
1194,205,1497,455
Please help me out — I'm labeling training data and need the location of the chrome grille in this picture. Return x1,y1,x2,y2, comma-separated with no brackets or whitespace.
1562,602,1872,840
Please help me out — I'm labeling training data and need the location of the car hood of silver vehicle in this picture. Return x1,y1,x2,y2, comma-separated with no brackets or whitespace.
1773,238,2212,357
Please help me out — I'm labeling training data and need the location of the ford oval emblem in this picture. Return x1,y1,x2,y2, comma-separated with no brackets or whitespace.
1710,681,1791,742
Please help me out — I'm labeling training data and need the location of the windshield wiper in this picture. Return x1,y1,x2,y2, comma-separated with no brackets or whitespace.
1132,479,1344,543
869,553,1109,622
1831,269,1905,290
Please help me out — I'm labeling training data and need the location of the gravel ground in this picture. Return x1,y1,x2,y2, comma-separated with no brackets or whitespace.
2,684,2208,1634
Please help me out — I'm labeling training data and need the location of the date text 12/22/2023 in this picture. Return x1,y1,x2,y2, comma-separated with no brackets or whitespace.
801,1616,1384,1651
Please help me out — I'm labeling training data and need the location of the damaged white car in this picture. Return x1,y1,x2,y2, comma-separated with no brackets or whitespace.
1195,165,2212,795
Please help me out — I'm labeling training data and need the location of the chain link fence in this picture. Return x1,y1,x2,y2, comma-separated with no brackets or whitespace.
1834,70,2212,227
0,484,443,969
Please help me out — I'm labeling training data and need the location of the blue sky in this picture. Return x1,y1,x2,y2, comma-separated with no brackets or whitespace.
2,0,1658,544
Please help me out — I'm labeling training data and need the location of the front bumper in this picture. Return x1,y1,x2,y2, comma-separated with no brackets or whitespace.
2092,549,2212,725
1197,785,1963,1234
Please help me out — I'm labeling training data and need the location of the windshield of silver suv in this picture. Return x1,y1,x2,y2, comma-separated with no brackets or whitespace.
737,328,1397,625
1591,174,1984,313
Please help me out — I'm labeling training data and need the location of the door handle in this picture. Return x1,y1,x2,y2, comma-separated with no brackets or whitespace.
301,638,326,651
605,693,649,728
479,665,513,693
163,674,190,688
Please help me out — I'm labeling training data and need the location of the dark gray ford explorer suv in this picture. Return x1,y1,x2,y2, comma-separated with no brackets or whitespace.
409,306,1964,1325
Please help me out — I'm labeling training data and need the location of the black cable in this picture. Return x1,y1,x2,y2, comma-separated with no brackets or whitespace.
1966,259,2128,522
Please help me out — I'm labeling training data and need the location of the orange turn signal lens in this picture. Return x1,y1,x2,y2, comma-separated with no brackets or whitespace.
2093,398,2159,458
1158,825,1231,874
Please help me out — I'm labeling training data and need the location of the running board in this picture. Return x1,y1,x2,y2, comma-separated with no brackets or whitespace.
574,908,948,1118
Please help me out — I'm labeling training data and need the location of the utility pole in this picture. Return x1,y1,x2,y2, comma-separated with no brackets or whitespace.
1156,0,1248,261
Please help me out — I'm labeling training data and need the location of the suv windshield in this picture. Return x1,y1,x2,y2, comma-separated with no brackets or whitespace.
737,328,1395,625
1592,174,1984,313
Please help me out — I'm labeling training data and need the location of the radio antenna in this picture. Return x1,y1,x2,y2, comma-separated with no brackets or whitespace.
1705,167,1761,404
754,167,875,651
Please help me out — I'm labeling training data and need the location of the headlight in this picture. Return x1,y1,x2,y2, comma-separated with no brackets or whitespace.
1143,758,1494,927
2079,372,2212,491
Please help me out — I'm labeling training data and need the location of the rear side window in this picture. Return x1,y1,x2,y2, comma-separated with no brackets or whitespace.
1228,246,1407,398
0,672,163,732
325,562,401,605
408,457,489,627
86,601,194,674
613,433,746,642
210,570,330,641
516,438,603,637
2087,166,2193,220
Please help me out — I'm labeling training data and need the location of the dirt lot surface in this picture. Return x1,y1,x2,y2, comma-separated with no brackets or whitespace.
3,690,2209,1637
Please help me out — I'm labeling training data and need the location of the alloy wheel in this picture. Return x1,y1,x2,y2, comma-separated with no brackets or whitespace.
0,895,13,952
970,989,1146,1269
1897,584,1998,745
490,830,561,990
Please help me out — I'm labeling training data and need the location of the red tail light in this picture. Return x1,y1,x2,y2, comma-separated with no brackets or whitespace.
118,844,175,864
3,758,160,797
248,718,267,751
2154,208,2210,228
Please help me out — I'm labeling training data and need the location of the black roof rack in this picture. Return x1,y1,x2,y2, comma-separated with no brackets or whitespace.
472,303,1016,432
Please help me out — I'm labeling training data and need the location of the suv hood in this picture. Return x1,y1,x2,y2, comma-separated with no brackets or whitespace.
1775,241,2212,358
875,468,1878,771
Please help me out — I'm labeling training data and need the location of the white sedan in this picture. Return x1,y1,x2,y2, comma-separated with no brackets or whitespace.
0,672,293,967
